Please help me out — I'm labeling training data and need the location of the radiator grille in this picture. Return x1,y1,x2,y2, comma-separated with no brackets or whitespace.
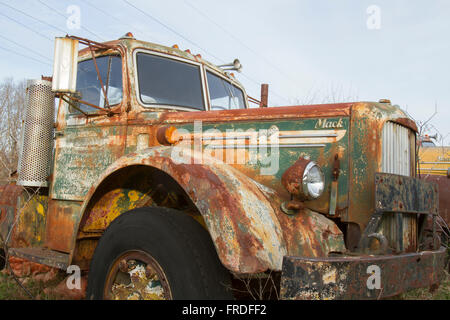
382,121,411,176
380,121,417,252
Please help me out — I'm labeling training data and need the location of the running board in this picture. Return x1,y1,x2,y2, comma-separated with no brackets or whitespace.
8,247,70,270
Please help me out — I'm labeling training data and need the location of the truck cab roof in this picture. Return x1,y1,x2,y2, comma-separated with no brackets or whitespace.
78,35,247,96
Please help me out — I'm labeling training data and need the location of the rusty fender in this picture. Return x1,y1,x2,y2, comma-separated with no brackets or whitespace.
76,146,345,274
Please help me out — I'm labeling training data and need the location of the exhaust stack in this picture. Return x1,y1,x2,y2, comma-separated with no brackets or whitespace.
17,79,55,187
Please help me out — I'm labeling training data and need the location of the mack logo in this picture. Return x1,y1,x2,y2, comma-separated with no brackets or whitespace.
315,118,344,129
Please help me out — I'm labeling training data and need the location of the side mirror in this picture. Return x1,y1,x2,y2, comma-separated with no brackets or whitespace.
218,59,242,73
52,37,79,93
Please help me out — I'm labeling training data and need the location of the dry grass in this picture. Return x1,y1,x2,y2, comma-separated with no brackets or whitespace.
0,271,66,300
398,269,450,300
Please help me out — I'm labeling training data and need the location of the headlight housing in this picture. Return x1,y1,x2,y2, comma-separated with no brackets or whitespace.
301,162,325,199
281,159,325,200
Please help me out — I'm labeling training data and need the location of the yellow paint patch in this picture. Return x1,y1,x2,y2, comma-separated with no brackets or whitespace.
37,203,45,217
128,190,140,202
106,193,124,224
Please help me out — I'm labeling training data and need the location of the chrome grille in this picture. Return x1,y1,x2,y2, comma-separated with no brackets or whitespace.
380,121,417,252
382,121,411,176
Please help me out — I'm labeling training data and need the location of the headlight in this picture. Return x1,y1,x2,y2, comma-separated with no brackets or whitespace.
301,162,325,199
281,159,325,200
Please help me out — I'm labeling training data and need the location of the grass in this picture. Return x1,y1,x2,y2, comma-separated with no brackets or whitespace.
0,267,448,300
0,270,66,300
399,269,450,300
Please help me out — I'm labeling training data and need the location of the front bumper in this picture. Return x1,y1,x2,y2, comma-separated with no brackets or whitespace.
280,246,447,300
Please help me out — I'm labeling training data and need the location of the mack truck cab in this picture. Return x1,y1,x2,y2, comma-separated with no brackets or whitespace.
0,34,446,300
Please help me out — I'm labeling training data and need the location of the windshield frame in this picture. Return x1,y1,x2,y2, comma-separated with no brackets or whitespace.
68,53,124,115
204,66,248,111
133,48,208,112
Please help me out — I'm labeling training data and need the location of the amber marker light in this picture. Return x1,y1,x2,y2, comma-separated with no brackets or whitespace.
156,126,182,145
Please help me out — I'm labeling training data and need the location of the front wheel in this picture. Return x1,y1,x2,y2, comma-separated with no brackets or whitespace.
86,207,232,300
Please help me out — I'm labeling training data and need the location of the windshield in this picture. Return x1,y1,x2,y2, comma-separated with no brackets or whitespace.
206,71,245,110
421,141,435,147
136,52,205,110
74,55,123,113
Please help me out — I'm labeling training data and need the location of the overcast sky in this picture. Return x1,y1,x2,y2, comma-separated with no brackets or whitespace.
0,0,448,144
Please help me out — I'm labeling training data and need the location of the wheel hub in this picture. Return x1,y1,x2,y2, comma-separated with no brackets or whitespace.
104,251,172,300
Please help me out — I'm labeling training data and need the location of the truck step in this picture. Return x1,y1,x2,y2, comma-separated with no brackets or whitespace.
8,247,70,270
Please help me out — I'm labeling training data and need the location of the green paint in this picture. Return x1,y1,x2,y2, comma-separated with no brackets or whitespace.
51,124,125,201
170,117,350,215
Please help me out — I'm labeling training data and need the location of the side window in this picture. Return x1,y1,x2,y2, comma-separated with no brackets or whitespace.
136,52,205,110
206,71,245,110
73,55,123,114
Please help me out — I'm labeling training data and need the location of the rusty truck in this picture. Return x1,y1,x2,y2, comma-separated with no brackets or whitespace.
0,33,446,300
417,136,450,248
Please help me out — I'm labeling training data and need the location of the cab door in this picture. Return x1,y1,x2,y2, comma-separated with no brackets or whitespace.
46,54,127,252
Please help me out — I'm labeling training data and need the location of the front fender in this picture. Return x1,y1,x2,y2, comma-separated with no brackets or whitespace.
79,146,288,273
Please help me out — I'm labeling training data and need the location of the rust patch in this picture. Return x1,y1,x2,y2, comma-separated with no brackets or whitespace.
45,201,80,253
281,158,310,196
392,117,418,132
281,247,446,300
422,175,450,226
159,103,352,124
0,184,23,247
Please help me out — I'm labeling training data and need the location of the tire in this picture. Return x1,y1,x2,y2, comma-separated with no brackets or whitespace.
86,207,232,300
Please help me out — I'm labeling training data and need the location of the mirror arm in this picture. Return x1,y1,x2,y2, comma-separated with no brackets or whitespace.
58,93,115,116
88,44,110,108
59,95,88,117
65,34,114,50
248,96,261,105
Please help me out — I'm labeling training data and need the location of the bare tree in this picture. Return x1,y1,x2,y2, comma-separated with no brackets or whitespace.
0,78,26,184
294,82,359,105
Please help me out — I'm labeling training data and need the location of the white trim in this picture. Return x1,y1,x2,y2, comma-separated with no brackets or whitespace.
133,49,208,112
208,144,326,149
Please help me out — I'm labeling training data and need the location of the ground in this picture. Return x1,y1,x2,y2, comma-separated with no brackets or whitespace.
399,270,450,300
0,258,448,300
0,257,87,300
0,271,65,300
